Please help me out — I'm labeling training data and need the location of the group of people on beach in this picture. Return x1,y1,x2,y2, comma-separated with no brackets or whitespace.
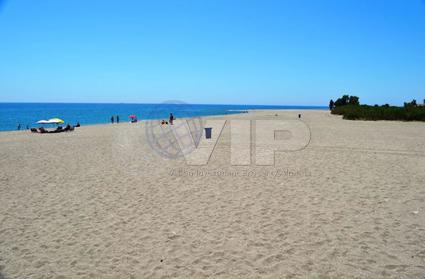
109,113,175,125
24,112,176,131
20,122,80,131
31,123,79,134
110,115,120,124
161,113,174,125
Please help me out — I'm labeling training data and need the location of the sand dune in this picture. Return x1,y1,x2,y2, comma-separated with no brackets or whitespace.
1,110,424,278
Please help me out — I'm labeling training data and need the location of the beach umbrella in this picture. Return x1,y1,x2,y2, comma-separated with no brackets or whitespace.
36,120,50,124
48,118,64,124
129,115,137,119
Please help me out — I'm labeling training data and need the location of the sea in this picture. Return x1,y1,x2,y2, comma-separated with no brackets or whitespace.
0,103,327,132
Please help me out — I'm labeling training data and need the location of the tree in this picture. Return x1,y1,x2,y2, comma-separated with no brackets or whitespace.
342,95,350,105
349,96,360,105
334,95,349,107
404,99,418,108
329,99,334,110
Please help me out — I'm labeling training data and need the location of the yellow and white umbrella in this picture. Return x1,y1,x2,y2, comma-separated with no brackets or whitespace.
47,118,65,124
36,118,65,125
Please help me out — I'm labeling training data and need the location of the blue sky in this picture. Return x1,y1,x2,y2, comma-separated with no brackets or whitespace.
0,0,424,106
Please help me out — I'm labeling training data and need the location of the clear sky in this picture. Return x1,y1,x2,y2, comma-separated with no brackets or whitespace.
0,0,424,106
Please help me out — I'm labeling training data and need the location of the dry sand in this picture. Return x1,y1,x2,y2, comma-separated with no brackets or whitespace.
0,110,424,278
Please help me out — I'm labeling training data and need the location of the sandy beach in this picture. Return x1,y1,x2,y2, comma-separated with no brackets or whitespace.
1,109,424,278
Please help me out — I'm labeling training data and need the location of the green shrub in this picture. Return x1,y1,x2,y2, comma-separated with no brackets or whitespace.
331,104,425,121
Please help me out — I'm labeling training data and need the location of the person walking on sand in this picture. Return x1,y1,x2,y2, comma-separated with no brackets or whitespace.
169,113,174,125
116,115,120,123
111,116,114,124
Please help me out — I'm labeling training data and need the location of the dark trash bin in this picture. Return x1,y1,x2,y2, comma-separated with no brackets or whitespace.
205,127,212,139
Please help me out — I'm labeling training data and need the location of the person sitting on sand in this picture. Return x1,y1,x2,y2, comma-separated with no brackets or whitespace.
38,127,48,133
64,124,71,131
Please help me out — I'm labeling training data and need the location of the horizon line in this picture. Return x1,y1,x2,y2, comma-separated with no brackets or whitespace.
0,101,328,107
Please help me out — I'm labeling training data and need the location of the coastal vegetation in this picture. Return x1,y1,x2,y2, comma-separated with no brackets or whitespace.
329,95,425,121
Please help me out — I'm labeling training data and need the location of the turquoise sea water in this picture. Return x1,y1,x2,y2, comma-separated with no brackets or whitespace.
0,103,327,132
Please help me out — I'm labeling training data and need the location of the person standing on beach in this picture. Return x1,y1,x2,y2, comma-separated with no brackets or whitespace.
17,124,21,130
169,113,174,125
111,116,114,124
116,115,119,123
